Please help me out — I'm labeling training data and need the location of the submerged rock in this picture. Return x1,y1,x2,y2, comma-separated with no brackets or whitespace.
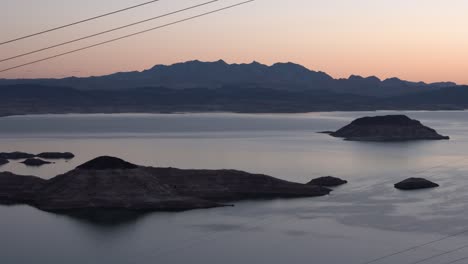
394,178,439,190
21,158,52,167
1,156,332,212
308,176,348,187
329,115,449,141
0,152,35,160
0,158,8,166
36,152,75,159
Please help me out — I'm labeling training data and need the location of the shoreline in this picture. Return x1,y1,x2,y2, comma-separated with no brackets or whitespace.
1,108,467,118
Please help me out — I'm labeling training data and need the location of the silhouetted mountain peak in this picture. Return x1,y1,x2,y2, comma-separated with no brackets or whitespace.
216,59,228,65
272,62,309,71
383,77,403,84
348,75,381,82
249,60,263,65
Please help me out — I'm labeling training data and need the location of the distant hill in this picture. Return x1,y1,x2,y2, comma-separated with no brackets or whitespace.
0,60,466,116
0,83,467,117
0,60,458,97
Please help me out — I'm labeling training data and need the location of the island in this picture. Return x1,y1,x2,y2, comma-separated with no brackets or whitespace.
0,152,36,160
0,156,332,212
21,158,52,167
394,178,439,190
307,176,348,187
326,115,450,141
36,152,75,159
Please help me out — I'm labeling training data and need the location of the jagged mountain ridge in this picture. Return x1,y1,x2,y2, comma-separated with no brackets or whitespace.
0,60,457,96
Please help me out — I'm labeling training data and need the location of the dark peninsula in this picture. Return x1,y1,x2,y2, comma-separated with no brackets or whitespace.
0,152,36,160
0,156,332,212
0,158,8,166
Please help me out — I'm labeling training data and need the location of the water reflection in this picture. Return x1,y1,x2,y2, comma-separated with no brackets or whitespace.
54,209,151,228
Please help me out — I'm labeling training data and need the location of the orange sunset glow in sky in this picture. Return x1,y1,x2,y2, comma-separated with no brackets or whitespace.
1,0,467,84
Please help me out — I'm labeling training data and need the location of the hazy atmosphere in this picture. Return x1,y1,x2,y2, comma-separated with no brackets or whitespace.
2,0,468,83
2,1,468,264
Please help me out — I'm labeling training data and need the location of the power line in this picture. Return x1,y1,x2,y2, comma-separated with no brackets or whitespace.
137,156,468,262
442,255,468,264
142,155,468,263
145,156,468,263
408,244,468,264
361,219,468,264
352,157,468,264
0,0,219,63
0,0,161,46
0,0,255,74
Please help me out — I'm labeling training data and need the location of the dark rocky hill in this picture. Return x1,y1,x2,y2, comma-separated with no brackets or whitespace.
329,115,450,141
0,156,332,212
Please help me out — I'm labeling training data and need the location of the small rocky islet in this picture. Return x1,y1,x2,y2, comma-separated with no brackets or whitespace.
325,115,449,141
395,178,440,190
36,152,75,159
0,156,333,212
308,176,348,187
21,158,52,167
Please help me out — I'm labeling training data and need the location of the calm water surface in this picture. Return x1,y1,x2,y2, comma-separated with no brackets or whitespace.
1,111,468,264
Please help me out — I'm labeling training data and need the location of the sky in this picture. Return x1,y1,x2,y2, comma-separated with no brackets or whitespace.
1,0,467,84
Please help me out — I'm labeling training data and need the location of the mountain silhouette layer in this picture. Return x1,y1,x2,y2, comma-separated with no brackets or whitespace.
0,60,465,115
0,60,457,96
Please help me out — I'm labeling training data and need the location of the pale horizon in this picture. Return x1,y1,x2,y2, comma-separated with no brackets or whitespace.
1,0,468,84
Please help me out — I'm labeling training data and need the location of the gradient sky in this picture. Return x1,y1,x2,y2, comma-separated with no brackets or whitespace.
1,0,467,83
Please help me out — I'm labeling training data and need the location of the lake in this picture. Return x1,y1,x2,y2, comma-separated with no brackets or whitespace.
1,111,468,264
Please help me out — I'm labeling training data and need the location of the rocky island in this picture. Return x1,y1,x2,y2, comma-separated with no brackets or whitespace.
394,178,439,190
0,152,36,160
21,158,52,167
0,156,332,212
36,152,75,159
327,115,449,141
308,176,348,187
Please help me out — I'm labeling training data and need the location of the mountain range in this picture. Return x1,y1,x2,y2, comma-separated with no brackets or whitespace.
0,60,466,116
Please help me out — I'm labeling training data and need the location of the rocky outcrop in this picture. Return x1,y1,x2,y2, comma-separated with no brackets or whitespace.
308,176,348,187
394,178,439,190
0,156,332,212
0,152,35,160
329,115,449,141
36,152,75,159
0,158,8,166
76,156,137,170
0,172,46,204
21,158,52,167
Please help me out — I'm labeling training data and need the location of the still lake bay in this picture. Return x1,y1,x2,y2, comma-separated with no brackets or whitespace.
1,111,468,264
